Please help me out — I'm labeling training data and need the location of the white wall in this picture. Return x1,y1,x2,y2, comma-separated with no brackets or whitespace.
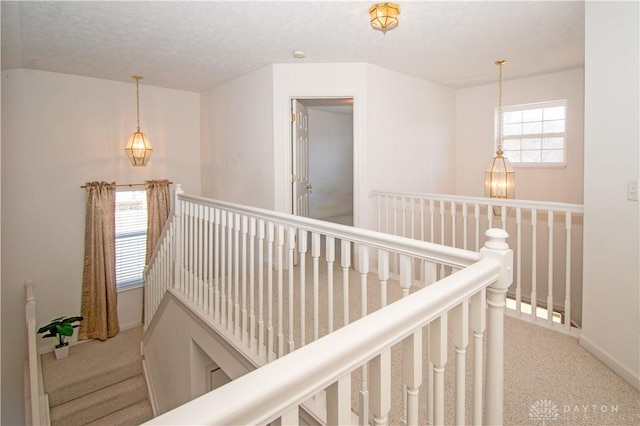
307,108,353,220
581,2,639,390
1,69,201,425
144,294,252,414
455,69,585,203
366,64,456,195
272,63,456,233
272,63,369,223
200,65,275,209
365,64,457,232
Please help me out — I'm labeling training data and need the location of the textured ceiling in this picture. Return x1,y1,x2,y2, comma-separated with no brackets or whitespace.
1,1,585,92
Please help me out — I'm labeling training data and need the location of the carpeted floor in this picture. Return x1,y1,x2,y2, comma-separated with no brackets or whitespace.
73,254,639,425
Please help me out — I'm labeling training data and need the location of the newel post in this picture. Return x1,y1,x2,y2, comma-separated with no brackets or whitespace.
173,184,184,290
480,228,513,426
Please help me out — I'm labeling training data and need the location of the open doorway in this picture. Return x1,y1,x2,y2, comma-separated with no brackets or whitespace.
291,98,354,226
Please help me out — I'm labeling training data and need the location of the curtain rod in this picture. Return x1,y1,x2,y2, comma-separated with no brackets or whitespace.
80,181,173,189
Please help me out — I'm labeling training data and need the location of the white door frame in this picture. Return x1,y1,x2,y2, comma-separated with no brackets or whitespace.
283,92,362,228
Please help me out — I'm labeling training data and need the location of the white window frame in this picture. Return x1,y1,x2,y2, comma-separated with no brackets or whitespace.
115,189,147,291
496,99,567,168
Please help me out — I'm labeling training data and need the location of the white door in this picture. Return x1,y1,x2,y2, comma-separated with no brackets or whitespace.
292,100,311,217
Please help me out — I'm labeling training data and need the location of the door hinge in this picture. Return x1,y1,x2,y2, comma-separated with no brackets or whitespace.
291,113,296,122
291,174,296,183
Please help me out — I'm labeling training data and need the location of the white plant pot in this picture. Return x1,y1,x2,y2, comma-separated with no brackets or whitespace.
54,343,69,360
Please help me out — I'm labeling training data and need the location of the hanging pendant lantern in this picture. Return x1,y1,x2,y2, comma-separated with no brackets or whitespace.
484,60,515,210
125,76,153,166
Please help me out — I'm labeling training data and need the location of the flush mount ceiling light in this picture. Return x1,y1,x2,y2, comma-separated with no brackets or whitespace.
124,76,153,166
484,60,515,209
369,2,401,34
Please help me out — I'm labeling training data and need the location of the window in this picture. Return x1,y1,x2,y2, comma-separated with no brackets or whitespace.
498,100,567,166
115,190,147,289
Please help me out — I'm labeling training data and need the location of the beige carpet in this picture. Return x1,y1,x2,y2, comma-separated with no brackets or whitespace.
247,251,640,425
41,326,153,425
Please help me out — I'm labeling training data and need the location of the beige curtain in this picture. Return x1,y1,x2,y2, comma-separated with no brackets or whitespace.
145,179,171,264
143,180,171,323
79,181,119,341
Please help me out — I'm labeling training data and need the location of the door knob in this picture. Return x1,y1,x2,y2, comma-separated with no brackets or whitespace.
306,184,313,190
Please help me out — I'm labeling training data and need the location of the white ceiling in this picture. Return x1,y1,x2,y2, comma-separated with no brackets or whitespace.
1,1,585,93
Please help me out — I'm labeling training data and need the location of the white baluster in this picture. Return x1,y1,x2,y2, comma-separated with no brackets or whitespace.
234,213,241,336
274,406,299,426
378,249,389,308
197,204,203,309
470,288,486,426
430,313,447,426
564,212,572,331
410,197,416,239
474,203,480,252
370,349,391,426
326,236,335,334
531,208,538,321
419,198,425,242
327,375,352,426
403,330,422,426
451,201,457,248
180,200,187,293
220,211,227,326
547,210,554,326
276,224,285,358
266,221,275,361
487,203,494,229
188,202,195,299
312,232,321,341
424,261,437,287
214,208,221,321
401,196,407,237
241,215,248,342
173,185,183,292
207,207,214,317
358,245,370,426
429,199,435,244
257,219,266,357
287,227,295,353
515,207,522,315
249,217,256,349
462,203,468,250
227,211,234,330
400,254,411,425
298,230,308,347
341,240,351,327
439,201,445,277
376,194,382,232
453,300,469,426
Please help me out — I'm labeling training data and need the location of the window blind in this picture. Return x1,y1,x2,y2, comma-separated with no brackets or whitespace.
115,190,147,288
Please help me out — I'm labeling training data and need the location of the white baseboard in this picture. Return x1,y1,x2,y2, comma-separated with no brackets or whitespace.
579,334,640,391
120,321,143,332
142,357,158,416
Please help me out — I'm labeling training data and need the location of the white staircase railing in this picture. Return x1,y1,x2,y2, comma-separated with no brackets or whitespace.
24,279,50,426
143,187,513,425
371,191,583,334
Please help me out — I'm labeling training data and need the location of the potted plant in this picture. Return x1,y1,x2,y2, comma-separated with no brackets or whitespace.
37,316,83,359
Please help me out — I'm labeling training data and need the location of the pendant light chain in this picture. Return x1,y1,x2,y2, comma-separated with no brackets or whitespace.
134,75,142,132
495,60,506,154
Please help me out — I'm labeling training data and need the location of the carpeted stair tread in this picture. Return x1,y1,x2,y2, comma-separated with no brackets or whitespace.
42,327,143,407
50,374,148,426
84,399,154,426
